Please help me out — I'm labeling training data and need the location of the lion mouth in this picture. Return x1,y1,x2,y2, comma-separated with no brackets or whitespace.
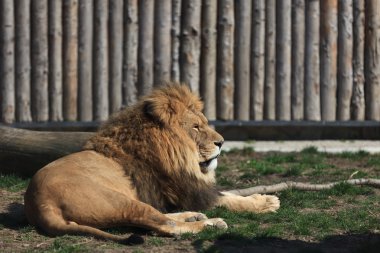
199,154,220,168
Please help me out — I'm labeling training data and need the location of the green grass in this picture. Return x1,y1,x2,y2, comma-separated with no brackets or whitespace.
0,174,29,192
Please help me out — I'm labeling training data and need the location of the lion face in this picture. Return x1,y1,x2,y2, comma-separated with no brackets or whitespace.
181,110,224,173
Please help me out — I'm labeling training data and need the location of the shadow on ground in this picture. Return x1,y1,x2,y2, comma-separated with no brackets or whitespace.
193,232,380,253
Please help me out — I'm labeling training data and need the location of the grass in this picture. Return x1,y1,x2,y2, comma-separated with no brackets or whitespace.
1,148,380,252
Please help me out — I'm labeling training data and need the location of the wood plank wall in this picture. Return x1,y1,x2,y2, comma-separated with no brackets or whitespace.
1,0,380,123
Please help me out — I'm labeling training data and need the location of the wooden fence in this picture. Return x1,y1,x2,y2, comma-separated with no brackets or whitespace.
1,0,380,124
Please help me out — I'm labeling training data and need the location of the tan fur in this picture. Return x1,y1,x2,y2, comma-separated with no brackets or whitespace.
24,84,280,243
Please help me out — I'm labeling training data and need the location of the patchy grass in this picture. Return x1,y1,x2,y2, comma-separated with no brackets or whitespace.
1,148,380,252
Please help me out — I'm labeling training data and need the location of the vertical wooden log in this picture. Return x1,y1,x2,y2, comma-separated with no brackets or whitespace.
291,0,305,120
251,0,266,120
180,0,202,93
365,0,380,120
138,0,154,96
0,0,15,123
171,0,182,82
93,0,109,121
304,0,320,121
276,0,292,120
200,0,217,120
351,0,365,120
109,0,123,113
320,0,338,121
31,0,49,122
123,0,138,106
234,0,251,120
154,0,172,85
15,0,32,123
337,0,353,121
217,0,234,120
78,0,93,121
264,0,276,120
62,0,78,121
48,0,63,122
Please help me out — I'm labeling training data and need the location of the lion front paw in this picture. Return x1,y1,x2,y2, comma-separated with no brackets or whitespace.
204,218,228,230
247,194,280,213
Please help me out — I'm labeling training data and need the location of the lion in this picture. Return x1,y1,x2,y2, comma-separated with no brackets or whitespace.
24,84,280,243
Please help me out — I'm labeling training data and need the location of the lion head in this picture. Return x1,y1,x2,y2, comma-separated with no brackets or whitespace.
84,84,223,211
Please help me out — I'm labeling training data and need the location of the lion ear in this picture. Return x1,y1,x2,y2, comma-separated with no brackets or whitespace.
143,98,173,125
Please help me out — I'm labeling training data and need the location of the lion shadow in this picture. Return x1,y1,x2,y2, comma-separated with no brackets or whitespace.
192,232,380,253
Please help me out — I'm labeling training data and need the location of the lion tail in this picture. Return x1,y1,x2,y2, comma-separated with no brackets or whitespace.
37,209,141,244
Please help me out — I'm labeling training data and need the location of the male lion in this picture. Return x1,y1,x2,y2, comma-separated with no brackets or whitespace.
24,84,280,243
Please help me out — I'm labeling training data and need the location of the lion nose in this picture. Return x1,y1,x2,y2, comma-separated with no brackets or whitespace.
214,140,224,149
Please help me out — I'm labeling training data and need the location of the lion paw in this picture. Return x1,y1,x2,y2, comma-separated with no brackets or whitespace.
204,218,228,230
247,194,280,213
185,213,208,222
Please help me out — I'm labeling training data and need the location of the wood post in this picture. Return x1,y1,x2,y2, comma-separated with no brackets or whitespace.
337,0,353,121
291,0,305,121
154,0,172,85
351,0,365,120
276,0,292,120
15,0,32,123
31,0,49,122
78,0,93,121
0,0,16,123
109,0,124,113
234,0,251,120
251,0,266,120
304,0,320,121
93,0,109,121
171,0,182,82
217,0,234,120
264,0,276,120
122,0,138,106
200,0,217,120
320,0,338,121
365,0,380,120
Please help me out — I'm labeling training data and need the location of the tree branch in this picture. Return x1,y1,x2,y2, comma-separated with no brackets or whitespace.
225,179,380,196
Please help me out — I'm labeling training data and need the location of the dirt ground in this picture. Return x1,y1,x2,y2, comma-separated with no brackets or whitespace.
1,150,380,252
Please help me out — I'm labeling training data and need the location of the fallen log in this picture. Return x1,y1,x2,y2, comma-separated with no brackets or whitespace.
0,125,93,176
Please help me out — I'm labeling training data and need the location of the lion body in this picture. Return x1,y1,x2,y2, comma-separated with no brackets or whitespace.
24,85,280,243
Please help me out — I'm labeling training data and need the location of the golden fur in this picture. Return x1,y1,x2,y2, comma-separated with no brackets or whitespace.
24,84,280,243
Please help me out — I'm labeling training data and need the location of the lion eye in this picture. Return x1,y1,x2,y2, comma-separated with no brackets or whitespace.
193,124,200,131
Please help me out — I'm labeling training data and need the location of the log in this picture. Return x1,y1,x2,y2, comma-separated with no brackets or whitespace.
276,0,292,120
337,0,353,121
291,0,305,121
234,0,251,120
200,0,217,120
48,0,63,122
78,0,93,121
264,0,276,120
31,0,49,122
351,0,365,120
320,0,338,121
109,0,124,113
180,0,202,93
0,0,16,123
304,0,320,121
122,0,138,106
0,126,93,176
365,0,380,120
62,0,78,121
138,0,154,96
217,0,234,120
251,0,265,120
171,0,182,82
154,0,172,85
93,0,109,121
